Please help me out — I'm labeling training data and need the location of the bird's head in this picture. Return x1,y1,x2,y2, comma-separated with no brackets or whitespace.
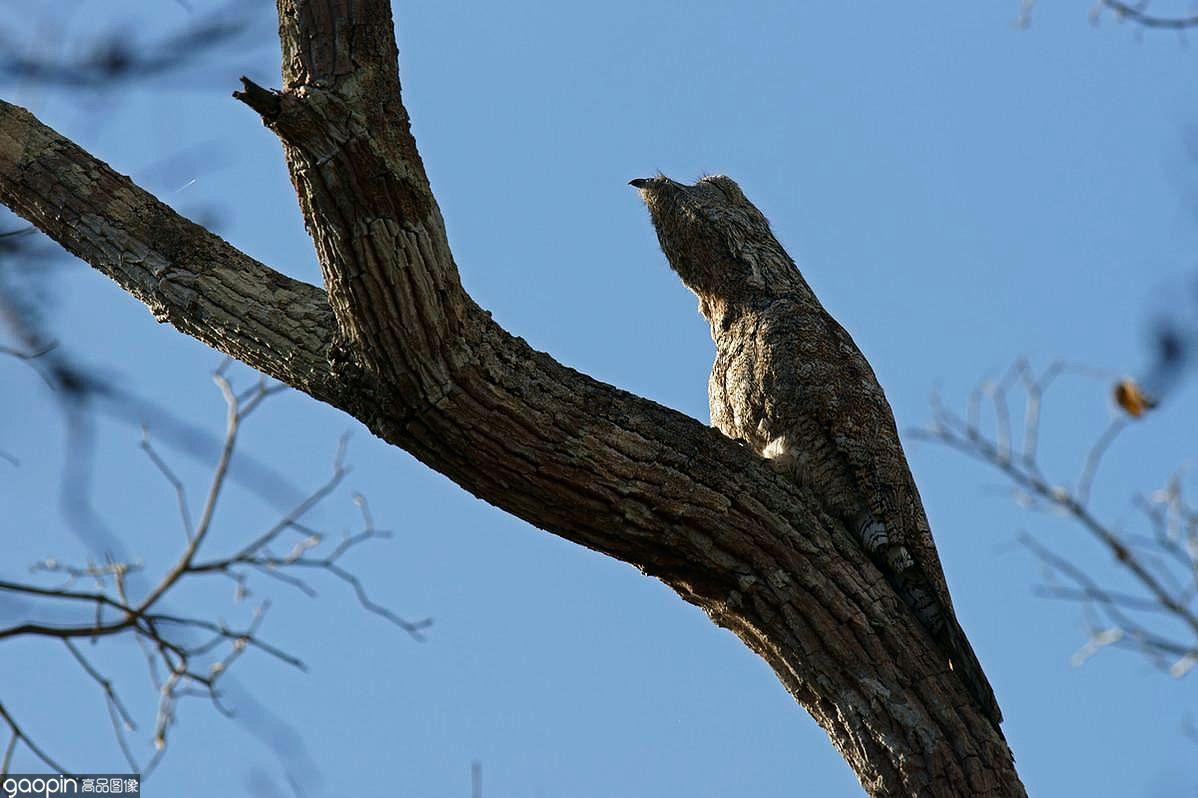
629,174,801,307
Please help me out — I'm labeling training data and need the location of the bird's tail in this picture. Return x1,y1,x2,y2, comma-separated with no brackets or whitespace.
862,518,1004,732
940,613,1003,732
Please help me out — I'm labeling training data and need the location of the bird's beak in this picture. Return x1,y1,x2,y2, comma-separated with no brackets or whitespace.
628,178,651,189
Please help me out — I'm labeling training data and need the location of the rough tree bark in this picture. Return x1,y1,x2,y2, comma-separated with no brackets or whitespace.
0,2,1025,795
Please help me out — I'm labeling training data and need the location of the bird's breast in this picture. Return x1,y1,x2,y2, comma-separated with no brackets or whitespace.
709,319,771,451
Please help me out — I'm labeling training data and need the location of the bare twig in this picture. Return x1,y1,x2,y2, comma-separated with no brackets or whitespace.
1097,0,1198,30
1076,418,1127,506
0,1,269,90
0,368,425,775
915,361,1198,678
0,702,68,776
1017,0,1198,30
141,428,195,541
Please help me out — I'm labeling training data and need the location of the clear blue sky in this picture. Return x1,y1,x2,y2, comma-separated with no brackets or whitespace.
2,1,1196,795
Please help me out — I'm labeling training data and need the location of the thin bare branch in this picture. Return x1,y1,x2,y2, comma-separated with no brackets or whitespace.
0,378,420,776
921,360,1198,679
1098,0,1198,29
0,0,268,90
0,702,69,776
63,639,137,732
1076,417,1127,506
141,428,195,541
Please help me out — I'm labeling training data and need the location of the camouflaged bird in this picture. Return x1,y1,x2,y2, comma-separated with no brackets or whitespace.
630,173,1003,728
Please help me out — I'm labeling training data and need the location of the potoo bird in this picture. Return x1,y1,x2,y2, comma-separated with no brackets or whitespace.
630,174,1002,728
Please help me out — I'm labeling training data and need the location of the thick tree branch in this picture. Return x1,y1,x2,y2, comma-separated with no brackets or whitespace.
0,1,1025,793
0,101,344,406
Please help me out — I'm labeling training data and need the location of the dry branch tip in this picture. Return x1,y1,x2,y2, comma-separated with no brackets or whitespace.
233,76,281,121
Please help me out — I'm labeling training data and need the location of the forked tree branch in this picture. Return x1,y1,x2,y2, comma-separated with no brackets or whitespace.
0,2,1023,794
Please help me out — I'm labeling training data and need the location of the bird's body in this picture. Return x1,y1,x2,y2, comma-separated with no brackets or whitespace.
631,174,1002,728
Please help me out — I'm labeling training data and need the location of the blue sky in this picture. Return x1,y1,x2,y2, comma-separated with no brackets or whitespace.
2,1,1197,795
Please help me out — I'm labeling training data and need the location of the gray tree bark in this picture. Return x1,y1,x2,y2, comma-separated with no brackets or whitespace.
0,2,1025,795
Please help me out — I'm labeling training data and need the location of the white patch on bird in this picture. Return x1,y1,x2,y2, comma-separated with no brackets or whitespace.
761,435,800,477
762,436,794,465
